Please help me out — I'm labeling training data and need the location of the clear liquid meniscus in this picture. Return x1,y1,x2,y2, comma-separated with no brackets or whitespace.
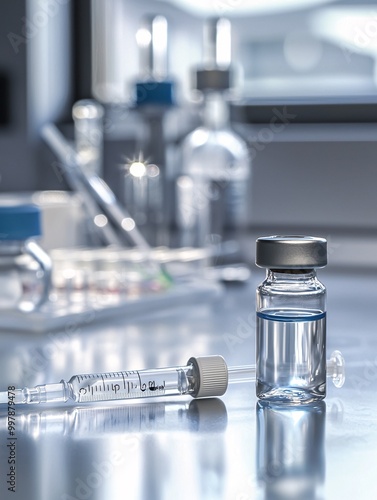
256,308,326,404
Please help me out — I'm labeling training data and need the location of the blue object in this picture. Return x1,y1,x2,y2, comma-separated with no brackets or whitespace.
257,310,326,323
0,205,42,240
135,80,174,107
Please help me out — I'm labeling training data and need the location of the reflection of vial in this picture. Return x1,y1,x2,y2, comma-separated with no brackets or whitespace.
255,236,327,404
256,401,326,499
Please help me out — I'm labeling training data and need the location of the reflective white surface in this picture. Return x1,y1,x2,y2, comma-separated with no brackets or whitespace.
0,268,376,499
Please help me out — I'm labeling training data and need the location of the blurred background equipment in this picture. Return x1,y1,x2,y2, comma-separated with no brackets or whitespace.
2,0,377,242
0,0,377,319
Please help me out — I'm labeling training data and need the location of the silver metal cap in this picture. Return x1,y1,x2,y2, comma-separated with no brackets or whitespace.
188,355,228,398
256,235,327,269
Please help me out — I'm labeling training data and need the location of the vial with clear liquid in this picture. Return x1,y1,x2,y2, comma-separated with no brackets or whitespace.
255,236,327,404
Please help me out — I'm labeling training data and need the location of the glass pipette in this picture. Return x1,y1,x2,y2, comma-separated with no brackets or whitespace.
0,351,344,406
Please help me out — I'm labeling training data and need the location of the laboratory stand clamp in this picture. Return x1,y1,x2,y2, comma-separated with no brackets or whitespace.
0,352,344,407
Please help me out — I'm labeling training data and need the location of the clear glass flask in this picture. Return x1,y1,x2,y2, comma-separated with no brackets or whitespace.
0,205,52,312
177,90,250,249
255,236,327,404
176,18,250,252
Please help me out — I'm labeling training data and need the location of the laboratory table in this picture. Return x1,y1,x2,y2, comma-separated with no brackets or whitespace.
0,267,376,500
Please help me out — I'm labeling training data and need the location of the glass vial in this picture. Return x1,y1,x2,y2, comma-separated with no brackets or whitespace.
0,205,52,312
255,236,327,404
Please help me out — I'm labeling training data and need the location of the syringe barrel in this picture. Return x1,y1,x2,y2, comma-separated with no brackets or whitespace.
68,355,229,403
68,365,195,403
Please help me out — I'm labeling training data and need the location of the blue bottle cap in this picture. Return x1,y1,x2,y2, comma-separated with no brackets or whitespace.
0,205,42,240
135,80,175,107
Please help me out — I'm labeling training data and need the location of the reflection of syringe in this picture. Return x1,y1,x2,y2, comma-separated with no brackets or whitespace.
0,352,345,406
1,399,228,438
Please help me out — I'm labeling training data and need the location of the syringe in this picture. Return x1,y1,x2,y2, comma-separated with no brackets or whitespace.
0,351,344,406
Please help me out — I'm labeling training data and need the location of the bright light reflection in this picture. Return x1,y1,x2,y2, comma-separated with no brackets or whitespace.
72,100,104,120
177,175,193,190
147,164,160,178
129,161,147,178
136,28,151,47
216,18,231,67
161,0,335,17
94,214,108,227
312,8,377,57
121,217,136,231
153,16,168,77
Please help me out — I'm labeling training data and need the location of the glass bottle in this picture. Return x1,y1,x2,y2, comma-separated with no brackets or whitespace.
177,83,250,251
255,235,327,404
123,15,175,247
177,17,250,254
0,205,52,312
